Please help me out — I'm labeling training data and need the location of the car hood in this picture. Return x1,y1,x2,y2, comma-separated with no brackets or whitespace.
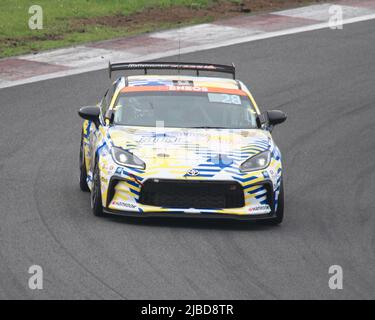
108,126,271,170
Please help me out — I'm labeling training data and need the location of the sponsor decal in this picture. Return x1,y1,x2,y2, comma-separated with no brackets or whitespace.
168,85,208,92
157,153,170,158
115,167,123,175
248,205,270,213
267,167,279,188
136,136,179,144
173,80,194,86
269,168,276,178
111,201,136,209
131,80,173,87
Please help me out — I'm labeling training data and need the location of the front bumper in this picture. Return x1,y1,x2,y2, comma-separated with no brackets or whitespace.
103,175,276,219
103,207,278,221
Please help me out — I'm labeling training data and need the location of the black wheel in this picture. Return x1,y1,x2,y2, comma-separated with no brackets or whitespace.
91,160,106,217
79,135,90,192
267,178,284,225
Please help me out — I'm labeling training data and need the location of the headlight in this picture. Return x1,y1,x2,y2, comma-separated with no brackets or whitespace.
111,147,145,170
240,150,271,172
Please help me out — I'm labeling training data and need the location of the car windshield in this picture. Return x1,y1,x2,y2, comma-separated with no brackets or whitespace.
113,91,258,129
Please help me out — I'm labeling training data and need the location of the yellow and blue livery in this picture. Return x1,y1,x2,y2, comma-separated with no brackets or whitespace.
78,62,287,223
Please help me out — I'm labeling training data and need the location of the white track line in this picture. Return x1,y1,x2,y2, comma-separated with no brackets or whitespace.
1,13,375,89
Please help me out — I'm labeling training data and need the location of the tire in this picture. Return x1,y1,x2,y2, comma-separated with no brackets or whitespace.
79,135,90,192
267,178,284,225
91,160,106,217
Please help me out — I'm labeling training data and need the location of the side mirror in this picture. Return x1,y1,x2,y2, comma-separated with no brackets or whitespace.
78,106,100,127
267,110,287,126
256,110,287,128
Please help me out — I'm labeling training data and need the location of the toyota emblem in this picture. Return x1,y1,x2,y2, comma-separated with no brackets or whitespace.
186,169,199,176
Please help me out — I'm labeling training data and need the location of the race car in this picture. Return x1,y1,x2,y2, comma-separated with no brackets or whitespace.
78,62,287,223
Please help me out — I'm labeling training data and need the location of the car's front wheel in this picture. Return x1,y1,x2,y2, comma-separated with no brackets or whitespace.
79,135,90,192
268,178,284,225
91,161,106,217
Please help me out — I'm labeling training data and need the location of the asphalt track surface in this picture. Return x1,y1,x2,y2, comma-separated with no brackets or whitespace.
1,20,375,300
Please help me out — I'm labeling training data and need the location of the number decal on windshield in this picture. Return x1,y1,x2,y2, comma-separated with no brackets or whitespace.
207,93,242,105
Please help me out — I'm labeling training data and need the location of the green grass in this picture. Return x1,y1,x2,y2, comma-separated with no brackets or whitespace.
0,0,216,58
0,0,322,58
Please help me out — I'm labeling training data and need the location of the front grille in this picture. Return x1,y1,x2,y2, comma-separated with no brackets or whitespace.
139,179,244,209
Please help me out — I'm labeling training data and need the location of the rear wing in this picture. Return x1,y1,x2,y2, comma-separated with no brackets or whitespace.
108,61,236,79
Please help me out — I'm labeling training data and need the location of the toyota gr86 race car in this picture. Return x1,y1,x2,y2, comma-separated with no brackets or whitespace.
78,62,287,223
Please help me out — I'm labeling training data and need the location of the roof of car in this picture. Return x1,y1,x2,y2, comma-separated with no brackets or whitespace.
125,75,242,90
